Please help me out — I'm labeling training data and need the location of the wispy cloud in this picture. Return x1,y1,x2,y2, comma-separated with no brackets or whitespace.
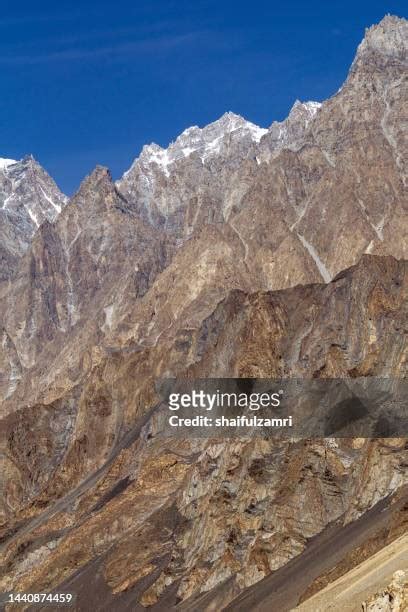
0,32,203,65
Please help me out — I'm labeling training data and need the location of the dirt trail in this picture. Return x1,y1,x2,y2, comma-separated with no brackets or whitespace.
296,533,408,612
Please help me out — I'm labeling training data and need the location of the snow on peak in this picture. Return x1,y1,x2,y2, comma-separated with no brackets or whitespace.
303,101,322,114
278,99,322,132
136,112,268,177
186,111,268,145
291,100,322,117
264,99,322,153
139,144,171,177
0,158,17,169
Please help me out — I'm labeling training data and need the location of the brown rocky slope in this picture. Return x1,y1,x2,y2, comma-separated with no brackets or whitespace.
0,14,407,612
0,255,407,610
1,16,407,412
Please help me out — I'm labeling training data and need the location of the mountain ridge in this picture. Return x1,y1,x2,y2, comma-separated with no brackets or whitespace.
0,13,407,611
1,14,406,408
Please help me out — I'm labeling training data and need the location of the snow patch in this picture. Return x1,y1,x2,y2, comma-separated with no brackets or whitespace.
290,100,322,121
27,206,40,227
2,195,12,209
297,233,331,282
182,146,196,156
246,123,268,142
146,146,171,177
303,101,322,115
39,186,62,213
104,304,115,330
0,158,17,169
365,239,374,254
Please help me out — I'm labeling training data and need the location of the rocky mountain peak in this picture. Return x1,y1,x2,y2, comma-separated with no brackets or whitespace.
263,99,322,153
0,155,67,222
289,100,322,120
128,111,267,178
280,99,322,134
358,15,407,60
174,110,267,153
68,165,130,218
76,165,113,192
0,155,67,280
1,15,408,609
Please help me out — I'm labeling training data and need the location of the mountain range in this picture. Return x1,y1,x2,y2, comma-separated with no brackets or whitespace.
0,14,407,611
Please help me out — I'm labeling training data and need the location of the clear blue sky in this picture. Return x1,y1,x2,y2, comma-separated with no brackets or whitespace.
0,0,406,194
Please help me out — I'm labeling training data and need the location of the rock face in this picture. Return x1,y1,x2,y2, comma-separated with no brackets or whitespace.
1,256,408,610
1,166,166,401
362,570,408,611
116,14,407,290
0,156,67,281
0,14,407,611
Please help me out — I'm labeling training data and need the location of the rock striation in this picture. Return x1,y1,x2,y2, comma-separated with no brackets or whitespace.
0,14,407,611
1,256,408,610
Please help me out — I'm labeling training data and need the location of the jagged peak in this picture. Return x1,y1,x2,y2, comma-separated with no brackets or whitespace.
211,110,249,128
67,164,129,215
3,154,44,173
72,165,115,200
181,110,267,142
21,155,48,173
125,111,267,178
289,100,322,118
368,14,407,34
82,165,112,186
266,99,321,145
0,155,54,173
354,14,407,62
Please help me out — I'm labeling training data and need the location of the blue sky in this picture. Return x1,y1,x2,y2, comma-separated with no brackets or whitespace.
0,0,406,194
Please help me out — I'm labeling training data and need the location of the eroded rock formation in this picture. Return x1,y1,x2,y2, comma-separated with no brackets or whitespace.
0,14,407,611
